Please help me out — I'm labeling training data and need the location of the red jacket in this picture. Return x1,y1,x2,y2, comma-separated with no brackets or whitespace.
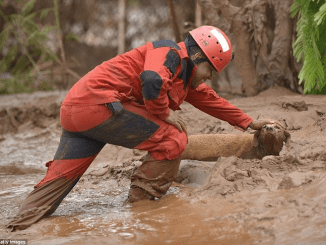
62,40,253,130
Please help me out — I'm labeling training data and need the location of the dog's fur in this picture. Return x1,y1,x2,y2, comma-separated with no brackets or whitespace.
181,123,291,160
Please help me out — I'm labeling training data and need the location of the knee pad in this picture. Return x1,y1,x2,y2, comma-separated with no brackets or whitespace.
149,126,188,160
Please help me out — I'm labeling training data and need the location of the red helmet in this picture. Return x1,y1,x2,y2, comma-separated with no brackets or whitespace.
189,26,233,72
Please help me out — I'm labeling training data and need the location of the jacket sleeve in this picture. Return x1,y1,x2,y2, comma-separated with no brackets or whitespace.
185,83,253,131
140,43,181,120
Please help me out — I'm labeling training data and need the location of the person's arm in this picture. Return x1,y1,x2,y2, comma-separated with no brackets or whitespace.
140,43,180,120
185,83,253,131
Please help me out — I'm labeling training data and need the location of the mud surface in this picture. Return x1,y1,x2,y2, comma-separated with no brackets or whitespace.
1,85,326,244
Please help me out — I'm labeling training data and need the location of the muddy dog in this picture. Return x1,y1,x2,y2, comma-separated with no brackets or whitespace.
180,123,291,161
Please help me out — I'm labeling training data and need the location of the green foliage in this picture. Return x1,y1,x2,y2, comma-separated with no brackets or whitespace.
291,0,326,94
21,0,37,16
314,2,326,25
0,29,9,51
65,32,81,42
128,0,140,7
0,0,78,94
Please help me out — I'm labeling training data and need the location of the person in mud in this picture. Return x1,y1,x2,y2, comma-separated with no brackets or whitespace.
7,25,277,230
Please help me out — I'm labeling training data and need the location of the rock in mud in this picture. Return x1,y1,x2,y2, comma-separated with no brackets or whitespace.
175,160,214,187
281,101,308,111
223,165,249,181
278,171,315,189
88,167,110,176
250,168,281,191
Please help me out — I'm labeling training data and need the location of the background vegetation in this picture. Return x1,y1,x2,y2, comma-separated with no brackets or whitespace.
0,0,81,94
291,0,326,94
0,0,325,95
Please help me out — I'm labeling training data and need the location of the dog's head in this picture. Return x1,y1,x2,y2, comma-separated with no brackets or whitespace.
253,123,291,156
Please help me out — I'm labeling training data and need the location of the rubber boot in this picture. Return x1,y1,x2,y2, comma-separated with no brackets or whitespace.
127,156,182,203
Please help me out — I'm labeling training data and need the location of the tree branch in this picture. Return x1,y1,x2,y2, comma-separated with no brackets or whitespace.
167,0,181,43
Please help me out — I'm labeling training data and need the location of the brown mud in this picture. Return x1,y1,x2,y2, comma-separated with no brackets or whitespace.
1,85,326,244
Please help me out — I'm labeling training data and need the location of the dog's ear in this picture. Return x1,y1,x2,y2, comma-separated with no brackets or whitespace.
284,130,291,145
253,130,260,147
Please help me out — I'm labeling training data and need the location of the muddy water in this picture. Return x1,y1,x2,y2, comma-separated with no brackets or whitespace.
38,195,258,245
0,173,262,245
2,170,326,245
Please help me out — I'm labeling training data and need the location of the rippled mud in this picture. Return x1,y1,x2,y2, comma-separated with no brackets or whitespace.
1,86,326,244
0,173,264,245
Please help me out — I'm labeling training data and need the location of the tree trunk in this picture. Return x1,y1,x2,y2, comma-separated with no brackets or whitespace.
263,0,301,93
167,0,182,43
199,0,260,96
195,0,202,27
118,0,127,54
230,2,260,96
198,0,302,96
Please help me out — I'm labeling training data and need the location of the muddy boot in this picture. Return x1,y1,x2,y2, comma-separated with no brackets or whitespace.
127,156,182,202
127,186,155,203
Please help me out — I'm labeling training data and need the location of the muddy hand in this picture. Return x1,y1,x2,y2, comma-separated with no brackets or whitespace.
164,109,188,133
248,119,284,130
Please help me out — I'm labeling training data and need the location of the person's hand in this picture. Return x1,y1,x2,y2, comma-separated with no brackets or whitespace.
164,109,188,133
248,119,284,130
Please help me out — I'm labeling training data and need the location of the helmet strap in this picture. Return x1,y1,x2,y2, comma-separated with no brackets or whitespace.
185,34,209,65
193,58,209,64
231,51,235,61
